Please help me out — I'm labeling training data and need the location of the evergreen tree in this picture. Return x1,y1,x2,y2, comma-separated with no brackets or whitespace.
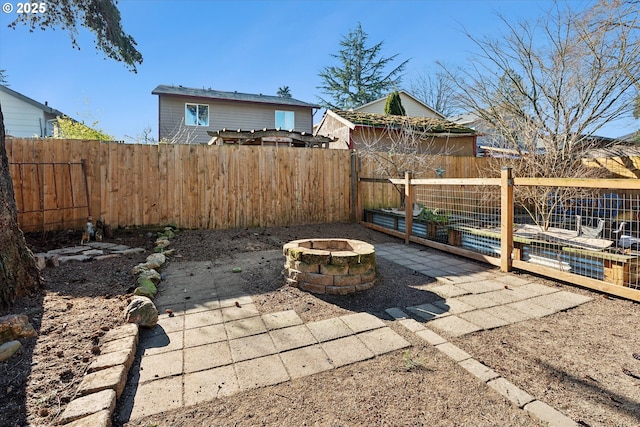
384,91,406,115
318,23,409,110
277,86,292,98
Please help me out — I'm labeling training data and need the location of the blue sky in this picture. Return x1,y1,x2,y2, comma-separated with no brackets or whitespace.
0,0,636,140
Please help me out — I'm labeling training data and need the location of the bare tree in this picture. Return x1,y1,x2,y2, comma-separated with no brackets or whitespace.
357,122,456,209
444,0,640,230
409,66,461,117
160,118,200,144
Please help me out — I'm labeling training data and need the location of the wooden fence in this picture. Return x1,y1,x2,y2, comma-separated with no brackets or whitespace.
7,138,640,233
6,138,353,231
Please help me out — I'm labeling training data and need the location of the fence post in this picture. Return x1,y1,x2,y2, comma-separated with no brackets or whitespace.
405,171,413,244
500,167,513,272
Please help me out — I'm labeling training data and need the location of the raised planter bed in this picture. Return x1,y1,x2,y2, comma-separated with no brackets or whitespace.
364,208,639,288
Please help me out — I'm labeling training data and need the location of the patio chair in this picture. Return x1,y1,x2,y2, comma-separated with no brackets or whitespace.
575,215,605,238
612,221,640,249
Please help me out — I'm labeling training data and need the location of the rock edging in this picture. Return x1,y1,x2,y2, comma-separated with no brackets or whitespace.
55,323,138,426
55,226,178,426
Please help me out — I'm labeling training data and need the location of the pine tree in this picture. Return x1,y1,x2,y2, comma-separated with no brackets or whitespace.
318,23,409,110
384,91,406,115
277,86,292,98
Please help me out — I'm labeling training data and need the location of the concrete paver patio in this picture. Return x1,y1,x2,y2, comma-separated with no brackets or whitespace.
118,243,592,425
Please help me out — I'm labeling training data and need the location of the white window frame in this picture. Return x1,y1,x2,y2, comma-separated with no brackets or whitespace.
185,103,209,127
275,110,295,130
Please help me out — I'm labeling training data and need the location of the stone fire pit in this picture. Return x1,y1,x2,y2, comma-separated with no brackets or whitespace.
283,239,377,295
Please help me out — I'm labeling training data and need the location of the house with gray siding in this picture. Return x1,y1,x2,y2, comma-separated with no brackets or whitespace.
0,85,64,137
152,84,321,145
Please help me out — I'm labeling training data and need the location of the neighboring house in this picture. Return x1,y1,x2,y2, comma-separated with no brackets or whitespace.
448,112,497,157
449,111,629,158
353,90,445,119
0,84,64,137
152,84,322,145
314,109,476,155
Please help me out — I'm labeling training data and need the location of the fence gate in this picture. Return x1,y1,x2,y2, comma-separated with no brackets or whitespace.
8,160,91,232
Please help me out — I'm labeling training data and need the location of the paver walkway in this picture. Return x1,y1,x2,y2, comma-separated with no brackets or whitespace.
375,243,592,336
118,244,592,424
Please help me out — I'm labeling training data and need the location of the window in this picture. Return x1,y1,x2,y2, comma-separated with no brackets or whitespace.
275,110,294,130
185,103,209,126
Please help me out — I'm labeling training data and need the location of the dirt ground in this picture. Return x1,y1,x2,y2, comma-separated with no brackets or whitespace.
1,223,639,427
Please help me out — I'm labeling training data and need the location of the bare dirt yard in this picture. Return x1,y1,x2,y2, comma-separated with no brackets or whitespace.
1,223,639,427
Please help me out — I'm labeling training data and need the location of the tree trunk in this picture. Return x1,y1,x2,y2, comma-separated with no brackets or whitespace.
0,104,42,308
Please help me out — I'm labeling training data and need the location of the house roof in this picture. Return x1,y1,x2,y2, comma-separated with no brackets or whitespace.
353,90,445,119
0,84,64,117
616,131,640,143
152,84,320,109
329,110,475,134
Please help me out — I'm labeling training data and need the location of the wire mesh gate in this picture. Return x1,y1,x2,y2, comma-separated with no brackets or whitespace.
8,160,91,232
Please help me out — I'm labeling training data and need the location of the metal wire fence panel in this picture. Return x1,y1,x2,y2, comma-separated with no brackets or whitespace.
359,171,640,301
413,185,501,255
513,187,640,291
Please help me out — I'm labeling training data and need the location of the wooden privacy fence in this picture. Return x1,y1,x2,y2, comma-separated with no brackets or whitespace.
6,138,353,231
360,170,640,302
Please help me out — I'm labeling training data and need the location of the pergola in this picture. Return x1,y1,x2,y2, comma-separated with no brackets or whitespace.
207,129,334,148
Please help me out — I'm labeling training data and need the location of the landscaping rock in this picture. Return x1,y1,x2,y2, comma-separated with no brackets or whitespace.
162,249,176,257
145,253,166,269
136,277,158,294
155,238,170,248
137,269,161,284
77,364,128,398
161,228,176,239
101,323,138,344
0,314,37,343
124,297,158,327
0,340,22,362
130,263,150,275
60,410,111,427
133,286,155,299
59,254,92,263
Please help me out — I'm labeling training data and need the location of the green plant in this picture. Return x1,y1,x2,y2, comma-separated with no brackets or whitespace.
401,350,428,372
417,207,448,225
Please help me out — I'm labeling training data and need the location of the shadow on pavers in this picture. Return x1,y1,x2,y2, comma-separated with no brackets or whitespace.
236,250,448,321
115,325,176,424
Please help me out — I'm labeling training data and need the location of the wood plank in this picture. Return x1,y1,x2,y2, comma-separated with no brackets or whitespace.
195,144,206,229
165,144,177,227
501,168,513,272
157,144,168,225
512,259,640,302
206,145,217,228
249,146,259,227
515,177,640,189
390,178,501,186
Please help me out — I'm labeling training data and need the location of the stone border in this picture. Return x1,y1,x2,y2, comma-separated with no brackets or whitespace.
283,239,377,295
55,227,177,426
56,323,138,426
388,309,580,427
